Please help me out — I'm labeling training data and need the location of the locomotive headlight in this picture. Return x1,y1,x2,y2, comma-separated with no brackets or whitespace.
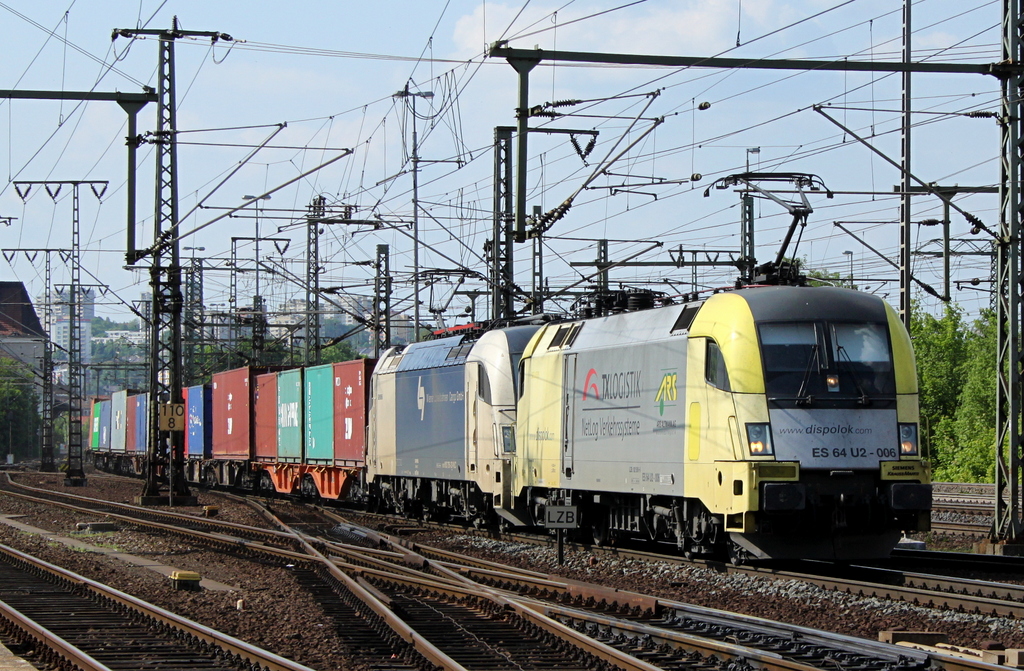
746,423,774,456
898,423,919,456
826,374,840,392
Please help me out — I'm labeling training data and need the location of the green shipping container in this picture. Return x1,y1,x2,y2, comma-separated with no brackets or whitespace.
90,401,103,450
304,363,334,463
276,369,304,462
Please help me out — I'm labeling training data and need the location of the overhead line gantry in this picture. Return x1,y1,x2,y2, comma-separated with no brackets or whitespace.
487,36,1024,545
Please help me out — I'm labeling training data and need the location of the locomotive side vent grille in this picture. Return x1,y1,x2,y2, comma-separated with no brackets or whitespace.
564,323,584,347
548,324,574,348
671,305,700,333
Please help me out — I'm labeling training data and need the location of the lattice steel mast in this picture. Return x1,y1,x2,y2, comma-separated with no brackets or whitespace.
114,19,230,505
305,196,325,365
993,0,1024,541
14,182,106,483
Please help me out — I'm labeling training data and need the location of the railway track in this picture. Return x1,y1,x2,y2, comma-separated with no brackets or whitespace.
328,507,1024,619
308,510,1010,671
0,541,314,671
2,474,1020,671
19,474,1001,624
256,496,659,671
1,475,668,671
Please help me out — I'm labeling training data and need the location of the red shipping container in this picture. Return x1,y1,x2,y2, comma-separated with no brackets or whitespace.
254,372,278,461
332,358,375,465
212,367,255,460
212,366,288,460
125,396,138,452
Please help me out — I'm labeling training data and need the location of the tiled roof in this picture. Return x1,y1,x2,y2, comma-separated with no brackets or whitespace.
0,282,45,339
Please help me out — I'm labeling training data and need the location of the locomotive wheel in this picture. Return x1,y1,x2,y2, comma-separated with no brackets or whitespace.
728,542,750,566
590,509,611,546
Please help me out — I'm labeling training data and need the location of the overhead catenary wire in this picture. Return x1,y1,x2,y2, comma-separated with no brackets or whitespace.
1,0,1003,331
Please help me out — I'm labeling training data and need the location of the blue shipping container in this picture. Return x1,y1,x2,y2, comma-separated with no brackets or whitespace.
186,385,213,458
132,393,148,453
394,366,466,480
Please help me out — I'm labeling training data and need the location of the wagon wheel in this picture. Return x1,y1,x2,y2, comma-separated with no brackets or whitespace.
256,470,275,498
202,469,218,489
299,475,321,502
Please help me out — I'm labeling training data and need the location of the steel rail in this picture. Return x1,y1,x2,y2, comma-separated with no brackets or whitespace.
2,475,296,545
0,598,114,671
0,542,317,671
735,565,1024,617
324,509,1024,616
526,601,830,671
348,556,664,671
0,485,315,564
930,520,990,536
364,535,1008,671
15,478,1019,664
250,499,468,671
320,516,951,671
284,504,667,671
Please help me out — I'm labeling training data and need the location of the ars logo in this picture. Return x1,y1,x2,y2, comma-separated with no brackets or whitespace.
655,372,677,416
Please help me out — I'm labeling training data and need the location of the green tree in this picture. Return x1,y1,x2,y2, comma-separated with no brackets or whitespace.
92,316,140,337
910,303,968,459
320,339,359,364
927,309,998,482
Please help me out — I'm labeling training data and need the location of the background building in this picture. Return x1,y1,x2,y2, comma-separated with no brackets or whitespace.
0,282,46,370
40,287,94,363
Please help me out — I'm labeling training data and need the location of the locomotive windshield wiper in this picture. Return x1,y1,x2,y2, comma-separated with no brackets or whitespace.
835,346,871,406
795,344,819,406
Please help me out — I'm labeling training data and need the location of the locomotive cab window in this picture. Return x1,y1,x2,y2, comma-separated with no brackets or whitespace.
759,323,820,395
705,340,731,391
477,365,492,404
830,323,894,396
759,321,895,400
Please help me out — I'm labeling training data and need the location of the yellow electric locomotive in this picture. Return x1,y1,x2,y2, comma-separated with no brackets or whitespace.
512,284,930,561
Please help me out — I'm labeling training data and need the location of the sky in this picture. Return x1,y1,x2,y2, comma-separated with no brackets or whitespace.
0,0,1005,331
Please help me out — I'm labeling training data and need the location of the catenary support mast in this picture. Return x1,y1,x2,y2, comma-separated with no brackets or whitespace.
489,41,1024,543
994,0,1024,541
114,19,229,505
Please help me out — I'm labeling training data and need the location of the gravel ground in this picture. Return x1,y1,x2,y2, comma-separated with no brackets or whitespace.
0,472,354,671
406,531,1024,651
2,470,1023,668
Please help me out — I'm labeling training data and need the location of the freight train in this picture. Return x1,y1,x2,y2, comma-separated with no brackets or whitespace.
88,284,932,561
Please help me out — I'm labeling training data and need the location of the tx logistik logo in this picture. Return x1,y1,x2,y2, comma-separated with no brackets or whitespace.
417,376,425,420
655,372,677,416
582,368,600,400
